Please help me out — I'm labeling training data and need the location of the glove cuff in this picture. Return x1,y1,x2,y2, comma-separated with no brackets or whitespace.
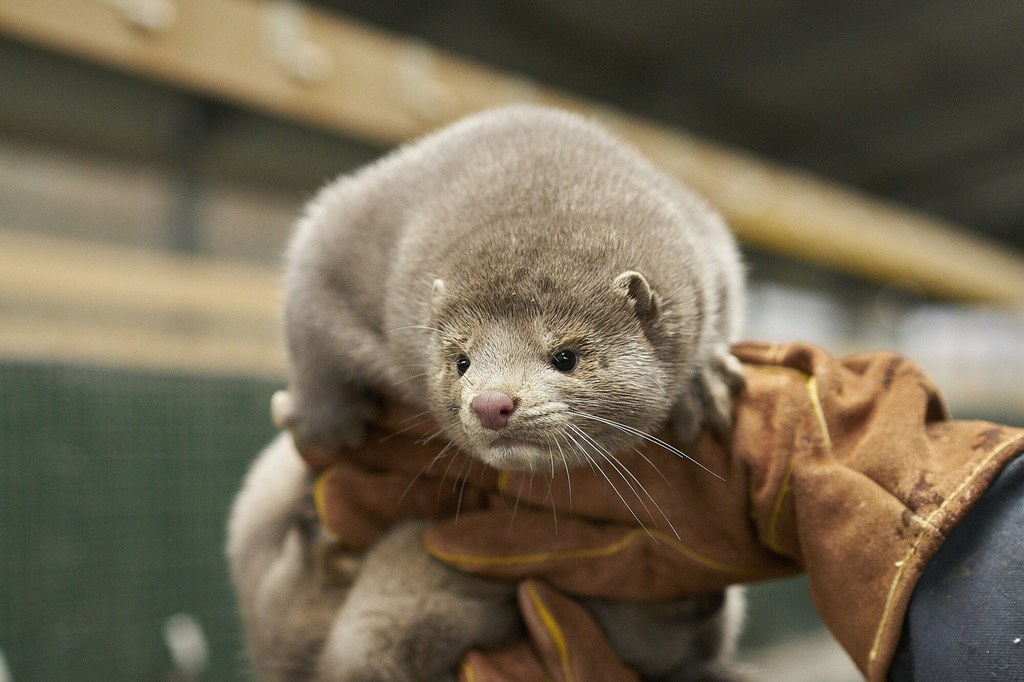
732,342,1024,680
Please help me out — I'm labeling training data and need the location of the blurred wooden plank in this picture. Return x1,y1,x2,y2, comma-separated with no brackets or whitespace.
1,0,1023,303
0,315,285,378
609,119,1024,304
0,229,278,322
0,229,284,377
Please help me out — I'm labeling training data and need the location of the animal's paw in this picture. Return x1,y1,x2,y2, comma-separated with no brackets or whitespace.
270,389,298,431
271,388,376,465
671,346,745,445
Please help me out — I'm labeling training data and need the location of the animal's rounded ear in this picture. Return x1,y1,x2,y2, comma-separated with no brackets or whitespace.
430,278,447,310
612,270,660,321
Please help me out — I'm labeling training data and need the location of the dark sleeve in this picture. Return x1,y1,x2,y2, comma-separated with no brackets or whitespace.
889,452,1024,681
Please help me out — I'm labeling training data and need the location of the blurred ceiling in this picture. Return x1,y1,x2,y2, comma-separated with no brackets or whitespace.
315,0,1024,252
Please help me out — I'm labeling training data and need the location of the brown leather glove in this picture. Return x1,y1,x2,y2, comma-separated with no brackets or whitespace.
310,341,1024,681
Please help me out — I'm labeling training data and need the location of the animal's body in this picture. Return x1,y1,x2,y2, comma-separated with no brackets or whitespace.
229,106,748,680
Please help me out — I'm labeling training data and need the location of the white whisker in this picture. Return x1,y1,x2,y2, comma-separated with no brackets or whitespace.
568,410,724,481
564,426,654,537
631,447,672,486
452,453,471,493
400,409,432,424
507,474,526,534
541,442,559,534
397,442,453,506
417,429,447,445
378,413,435,442
643,371,669,397
560,430,592,474
454,458,473,523
389,372,430,388
384,325,440,334
558,438,574,514
607,449,679,539
567,424,670,539
549,434,574,514
439,445,462,485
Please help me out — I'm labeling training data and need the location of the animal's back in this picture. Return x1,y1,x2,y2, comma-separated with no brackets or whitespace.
380,107,743,390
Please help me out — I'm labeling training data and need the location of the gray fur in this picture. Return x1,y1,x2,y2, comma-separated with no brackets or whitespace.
232,106,748,680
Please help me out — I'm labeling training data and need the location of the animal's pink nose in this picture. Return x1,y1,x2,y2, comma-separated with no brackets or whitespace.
471,391,516,430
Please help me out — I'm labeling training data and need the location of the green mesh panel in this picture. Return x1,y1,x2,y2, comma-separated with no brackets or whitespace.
0,361,278,681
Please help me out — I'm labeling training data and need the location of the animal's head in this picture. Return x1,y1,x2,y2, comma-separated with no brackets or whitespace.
425,270,693,471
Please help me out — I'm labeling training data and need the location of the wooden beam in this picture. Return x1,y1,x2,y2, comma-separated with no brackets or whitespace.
0,228,278,322
0,229,284,377
1,0,1023,303
0,315,284,378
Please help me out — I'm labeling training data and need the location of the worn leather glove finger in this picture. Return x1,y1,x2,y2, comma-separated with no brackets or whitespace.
458,580,640,682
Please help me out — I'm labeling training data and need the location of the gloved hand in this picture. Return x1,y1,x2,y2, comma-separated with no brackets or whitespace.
309,341,1024,681
423,341,1024,680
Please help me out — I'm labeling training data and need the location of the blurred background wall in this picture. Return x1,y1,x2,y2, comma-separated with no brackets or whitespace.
0,2,1021,680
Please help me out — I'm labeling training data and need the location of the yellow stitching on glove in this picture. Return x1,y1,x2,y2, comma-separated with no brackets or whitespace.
524,580,574,682
765,457,794,554
761,367,832,553
805,375,833,452
424,527,757,577
313,470,331,529
498,470,513,497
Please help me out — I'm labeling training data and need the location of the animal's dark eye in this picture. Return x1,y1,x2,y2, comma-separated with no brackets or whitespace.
551,349,578,373
455,355,471,376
